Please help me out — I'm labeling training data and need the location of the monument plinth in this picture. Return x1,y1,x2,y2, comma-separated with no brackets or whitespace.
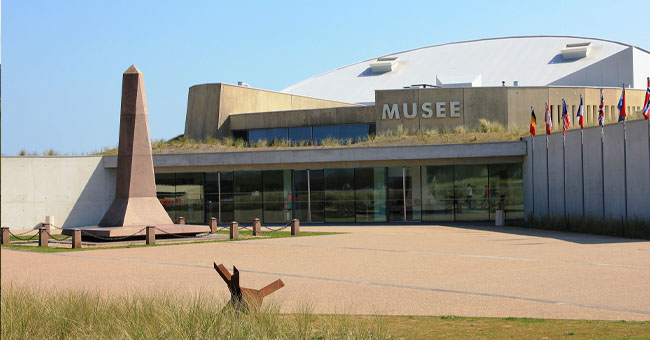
64,65,209,238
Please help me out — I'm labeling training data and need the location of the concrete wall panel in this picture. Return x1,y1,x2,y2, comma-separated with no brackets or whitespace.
582,126,605,217
625,120,650,219
564,129,584,216
547,133,565,215
1,157,115,229
602,123,626,219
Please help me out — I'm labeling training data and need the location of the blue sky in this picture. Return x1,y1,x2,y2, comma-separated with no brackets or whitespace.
3,0,650,155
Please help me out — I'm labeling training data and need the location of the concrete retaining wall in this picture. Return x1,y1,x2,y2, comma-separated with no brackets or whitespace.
524,119,650,220
1,157,115,229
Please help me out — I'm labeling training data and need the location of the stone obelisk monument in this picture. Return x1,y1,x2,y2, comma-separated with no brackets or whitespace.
98,65,173,227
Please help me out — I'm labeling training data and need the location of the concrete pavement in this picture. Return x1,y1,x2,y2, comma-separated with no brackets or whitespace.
2,224,650,320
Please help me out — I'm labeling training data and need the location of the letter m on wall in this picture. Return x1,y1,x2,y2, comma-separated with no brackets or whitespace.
382,104,400,120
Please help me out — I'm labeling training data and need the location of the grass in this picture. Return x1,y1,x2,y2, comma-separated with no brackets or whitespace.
92,120,528,155
2,286,649,340
1,231,339,253
518,214,650,240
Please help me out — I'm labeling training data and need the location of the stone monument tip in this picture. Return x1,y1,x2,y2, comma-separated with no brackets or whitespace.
124,64,141,74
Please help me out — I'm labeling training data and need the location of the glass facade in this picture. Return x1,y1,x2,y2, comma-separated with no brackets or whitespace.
239,123,374,146
155,163,523,225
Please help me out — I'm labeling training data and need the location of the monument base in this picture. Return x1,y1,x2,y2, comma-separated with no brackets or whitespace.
61,224,210,239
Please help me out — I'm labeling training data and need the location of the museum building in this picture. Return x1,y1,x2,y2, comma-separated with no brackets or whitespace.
3,36,650,229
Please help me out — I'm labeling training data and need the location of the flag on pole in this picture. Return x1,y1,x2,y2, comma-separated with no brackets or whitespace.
545,102,552,135
530,106,537,136
618,86,626,122
642,77,650,120
576,94,584,129
598,89,605,126
562,99,570,134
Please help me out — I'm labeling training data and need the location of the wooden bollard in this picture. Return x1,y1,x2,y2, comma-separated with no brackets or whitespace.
252,218,261,236
291,219,300,236
209,217,217,233
178,216,185,224
1,227,10,245
146,226,156,245
42,222,51,234
39,227,49,247
72,229,82,249
230,221,239,239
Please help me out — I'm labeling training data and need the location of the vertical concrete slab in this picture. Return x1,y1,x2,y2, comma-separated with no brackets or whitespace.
625,120,650,219
532,135,549,216
564,129,584,216
602,123,626,219
582,126,605,217
547,133,565,216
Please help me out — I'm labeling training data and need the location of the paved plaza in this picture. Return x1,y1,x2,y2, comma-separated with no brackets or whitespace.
2,224,650,320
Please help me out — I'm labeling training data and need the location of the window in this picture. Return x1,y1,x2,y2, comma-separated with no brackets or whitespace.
289,127,312,144
339,124,368,143
324,168,355,222
249,129,267,144
354,168,386,222
313,126,339,145
234,171,263,223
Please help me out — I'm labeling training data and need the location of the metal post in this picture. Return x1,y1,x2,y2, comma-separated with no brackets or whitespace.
307,169,312,223
580,129,585,218
230,221,239,239
39,227,48,247
402,167,407,221
72,229,82,249
146,226,155,245
291,219,300,236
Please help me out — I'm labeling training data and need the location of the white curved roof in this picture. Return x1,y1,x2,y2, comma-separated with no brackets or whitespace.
282,36,650,104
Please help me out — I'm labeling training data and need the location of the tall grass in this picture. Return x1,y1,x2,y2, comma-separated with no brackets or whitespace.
1,286,390,340
521,214,650,239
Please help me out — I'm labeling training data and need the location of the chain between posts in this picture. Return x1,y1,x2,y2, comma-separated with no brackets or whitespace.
261,222,291,233
79,228,147,241
152,227,211,239
7,230,40,241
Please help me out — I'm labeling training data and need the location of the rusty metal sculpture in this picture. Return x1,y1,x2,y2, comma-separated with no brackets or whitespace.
214,263,285,309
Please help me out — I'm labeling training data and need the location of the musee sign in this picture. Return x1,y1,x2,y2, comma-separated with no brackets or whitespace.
382,102,462,120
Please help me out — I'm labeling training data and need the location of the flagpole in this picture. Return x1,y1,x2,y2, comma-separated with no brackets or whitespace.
546,134,550,216
601,124,605,219
580,129,585,218
621,84,628,220
563,132,567,217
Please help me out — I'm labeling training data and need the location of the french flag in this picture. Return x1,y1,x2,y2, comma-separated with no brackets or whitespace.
545,102,552,135
562,99,570,134
598,89,605,126
618,86,626,122
576,94,584,129
642,77,650,120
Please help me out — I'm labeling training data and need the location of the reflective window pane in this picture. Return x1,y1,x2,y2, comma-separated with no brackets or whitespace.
313,126,339,145
174,173,204,224
405,166,422,221
421,166,455,221
488,163,524,221
234,171,263,223
289,127,312,144
387,168,405,221
267,128,288,142
355,168,387,222
293,170,310,222
205,173,219,222
309,170,325,222
339,124,368,143
220,172,234,223
248,129,267,144
324,168,355,222
155,173,177,222
263,170,292,223
454,165,489,221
